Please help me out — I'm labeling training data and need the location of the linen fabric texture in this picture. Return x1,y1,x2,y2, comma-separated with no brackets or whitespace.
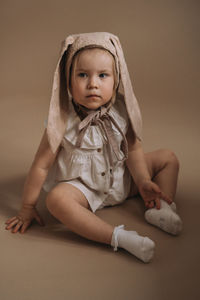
43,95,132,212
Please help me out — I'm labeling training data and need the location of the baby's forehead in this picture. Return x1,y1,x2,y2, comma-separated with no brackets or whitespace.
73,48,114,69
79,47,110,55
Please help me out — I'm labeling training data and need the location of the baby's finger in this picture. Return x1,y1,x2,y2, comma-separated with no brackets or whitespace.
155,198,161,210
12,221,23,233
5,219,19,230
149,201,155,208
5,216,18,224
20,222,30,234
145,201,154,209
160,192,172,204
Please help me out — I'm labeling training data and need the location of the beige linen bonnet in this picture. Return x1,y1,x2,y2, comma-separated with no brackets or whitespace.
46,32,142,153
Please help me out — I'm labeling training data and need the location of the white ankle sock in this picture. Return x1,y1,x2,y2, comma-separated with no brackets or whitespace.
144,199,182,235
111,225,155,263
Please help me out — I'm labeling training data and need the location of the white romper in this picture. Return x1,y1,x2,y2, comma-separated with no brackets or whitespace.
43,96,132,213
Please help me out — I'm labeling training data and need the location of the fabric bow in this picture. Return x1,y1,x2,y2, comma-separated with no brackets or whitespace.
75,104,128,167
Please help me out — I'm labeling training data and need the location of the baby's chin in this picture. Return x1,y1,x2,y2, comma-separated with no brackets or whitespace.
83,103,104,110
76,98,111,110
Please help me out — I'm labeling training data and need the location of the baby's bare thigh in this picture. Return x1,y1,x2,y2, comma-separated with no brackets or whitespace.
47,182,91,211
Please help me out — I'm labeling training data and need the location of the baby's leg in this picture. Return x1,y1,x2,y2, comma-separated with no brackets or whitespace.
46,183,113,244
130,149,182,235
145,149,180,201
145,149,182,234
46,183,155,262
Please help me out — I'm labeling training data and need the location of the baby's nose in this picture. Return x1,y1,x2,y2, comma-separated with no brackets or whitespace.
87,76,98,88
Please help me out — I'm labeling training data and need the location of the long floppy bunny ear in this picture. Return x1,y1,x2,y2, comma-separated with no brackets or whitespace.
110,35,143,140
46,35,75,153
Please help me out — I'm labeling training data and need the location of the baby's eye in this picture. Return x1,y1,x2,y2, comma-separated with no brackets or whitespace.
78,73,87,77
99,73,108,78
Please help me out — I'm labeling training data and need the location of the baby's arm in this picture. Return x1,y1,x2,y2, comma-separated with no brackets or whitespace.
125,125,171,209
21,129,59,207
5,129,60,233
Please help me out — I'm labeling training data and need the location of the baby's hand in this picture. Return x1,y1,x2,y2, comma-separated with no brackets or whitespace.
138,180,172,210
5,205,45,234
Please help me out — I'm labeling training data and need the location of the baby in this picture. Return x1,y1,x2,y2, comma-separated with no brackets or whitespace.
5,32,182,263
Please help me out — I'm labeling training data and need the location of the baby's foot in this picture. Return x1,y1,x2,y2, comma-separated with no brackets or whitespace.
111,225,155,263
170,202,177,212
145,199,182,235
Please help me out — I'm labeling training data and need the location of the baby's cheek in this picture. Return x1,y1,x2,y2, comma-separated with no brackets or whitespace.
72,83,82,97
105,86,115,98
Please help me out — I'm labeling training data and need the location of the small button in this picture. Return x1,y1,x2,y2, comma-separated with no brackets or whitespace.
97,148,101,152
110,168,112,174
104,192,108,195
101,172,105,176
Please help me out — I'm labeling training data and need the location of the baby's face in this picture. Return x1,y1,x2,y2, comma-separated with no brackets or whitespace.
70,48,115,110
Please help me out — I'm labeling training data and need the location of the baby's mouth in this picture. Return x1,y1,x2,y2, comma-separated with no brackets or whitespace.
86,94,101,98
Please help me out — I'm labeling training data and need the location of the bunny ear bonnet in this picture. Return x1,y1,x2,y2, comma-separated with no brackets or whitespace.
46,32,142,153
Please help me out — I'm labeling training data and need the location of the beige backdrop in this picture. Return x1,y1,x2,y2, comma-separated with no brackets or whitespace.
1,1,200,299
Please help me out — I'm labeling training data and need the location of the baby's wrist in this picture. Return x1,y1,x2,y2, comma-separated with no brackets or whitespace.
21,203,36,209
137,177,151,187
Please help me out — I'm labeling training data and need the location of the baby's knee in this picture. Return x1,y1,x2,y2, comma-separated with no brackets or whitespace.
45,184,82,213
160,149,180,170
45,186,69,212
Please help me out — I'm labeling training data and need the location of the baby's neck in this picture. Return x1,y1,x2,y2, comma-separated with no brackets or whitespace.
72,99,112,120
